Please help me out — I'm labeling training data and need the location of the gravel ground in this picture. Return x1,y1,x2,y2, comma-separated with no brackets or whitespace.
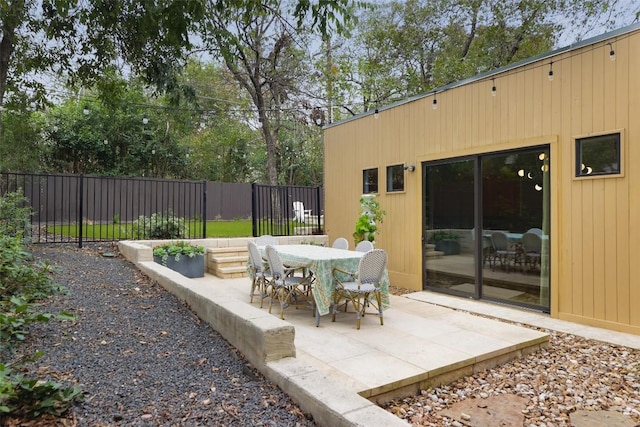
6,243,640,427
380,300,640,426
3,243,315,427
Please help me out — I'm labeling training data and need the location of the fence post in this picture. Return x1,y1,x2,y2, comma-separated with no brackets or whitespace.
78,174,84,248
316,186,322,233
202,180,207,239
251,183,257,237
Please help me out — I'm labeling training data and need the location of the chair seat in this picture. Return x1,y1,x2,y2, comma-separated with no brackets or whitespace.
340,281,377,294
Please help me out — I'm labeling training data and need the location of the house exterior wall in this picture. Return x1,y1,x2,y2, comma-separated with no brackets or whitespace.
323,26,640,335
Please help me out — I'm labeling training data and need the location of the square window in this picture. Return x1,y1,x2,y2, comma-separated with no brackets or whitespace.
363,168,378,194
576,133,620,177
386,164,405,192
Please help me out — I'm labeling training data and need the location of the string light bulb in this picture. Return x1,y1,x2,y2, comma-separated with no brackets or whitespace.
83,105,89,115
374,108,379,119
607,42,616,61
432,92,438,110
142,114,149,125
491,77,497,96
548,62,554,81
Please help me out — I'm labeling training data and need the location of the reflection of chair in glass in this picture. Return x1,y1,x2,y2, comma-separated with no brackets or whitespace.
293,201,312,223
471,228,493,267
332,237,349,250
490,231,519,271
521,232,542,272
332,249,387,330
526,227,543,237
247,242,271,307
355,240,374,252
265,245,313,320
255,235,278,246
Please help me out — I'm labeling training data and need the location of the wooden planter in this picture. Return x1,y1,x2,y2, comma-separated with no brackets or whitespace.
153,254,205,278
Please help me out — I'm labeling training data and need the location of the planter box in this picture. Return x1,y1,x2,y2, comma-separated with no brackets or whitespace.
434,240,461,255
153,254,205,278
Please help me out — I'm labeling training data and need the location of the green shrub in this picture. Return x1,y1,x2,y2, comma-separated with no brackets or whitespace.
152,241,205,264
0,190,32,242
0,236,62,301
133,210,186,239
1,354,83,418
0,297,74,349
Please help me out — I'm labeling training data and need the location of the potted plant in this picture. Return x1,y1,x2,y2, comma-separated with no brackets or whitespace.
153,241,205,278
353,195,386,244
430,230,461,255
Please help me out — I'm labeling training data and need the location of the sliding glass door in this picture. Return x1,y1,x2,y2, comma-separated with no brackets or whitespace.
423,147,550,311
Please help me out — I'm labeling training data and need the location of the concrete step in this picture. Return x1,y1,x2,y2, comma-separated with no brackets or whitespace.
206,247,249,278
217,265,249,279
426,250,445,259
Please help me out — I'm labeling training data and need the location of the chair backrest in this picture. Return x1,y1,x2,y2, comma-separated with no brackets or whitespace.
526,227,543,236
491,231,509,251
255,235,277,246
358,249,388,285
355,240,374,252
265,245,285,279
292,201,305,222
332,237,349,250
247,241,265,272
521,232,542,252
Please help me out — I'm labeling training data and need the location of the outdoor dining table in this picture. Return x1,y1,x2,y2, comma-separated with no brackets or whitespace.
261,244,391,324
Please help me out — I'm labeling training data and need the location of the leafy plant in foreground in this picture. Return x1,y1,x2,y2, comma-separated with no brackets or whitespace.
1,354,83,418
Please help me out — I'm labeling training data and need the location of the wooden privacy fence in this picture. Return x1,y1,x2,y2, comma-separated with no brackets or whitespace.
0,172,323,246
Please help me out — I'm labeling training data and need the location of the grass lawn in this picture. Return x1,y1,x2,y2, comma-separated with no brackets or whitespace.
50,220,254,239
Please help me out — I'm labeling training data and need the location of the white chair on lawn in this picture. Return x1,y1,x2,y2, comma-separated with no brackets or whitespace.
355,240,374,252
265,245,313,320
247,241,271,308
293,201,312,223
332,249,388,330
332,237,349,250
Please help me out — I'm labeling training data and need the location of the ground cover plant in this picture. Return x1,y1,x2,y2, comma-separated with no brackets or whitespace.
0,191,81,422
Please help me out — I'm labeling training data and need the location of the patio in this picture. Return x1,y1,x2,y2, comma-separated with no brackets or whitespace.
119,239,550,426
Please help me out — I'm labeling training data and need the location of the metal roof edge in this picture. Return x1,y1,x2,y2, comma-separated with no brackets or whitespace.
324,21,640,130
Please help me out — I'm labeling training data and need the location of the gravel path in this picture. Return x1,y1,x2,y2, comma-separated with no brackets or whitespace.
4,243,315,427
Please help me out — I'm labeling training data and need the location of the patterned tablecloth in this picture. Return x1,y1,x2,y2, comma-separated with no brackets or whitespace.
263,244,390,317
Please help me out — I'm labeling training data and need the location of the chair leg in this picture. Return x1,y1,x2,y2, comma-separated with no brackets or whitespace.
375,292,383,326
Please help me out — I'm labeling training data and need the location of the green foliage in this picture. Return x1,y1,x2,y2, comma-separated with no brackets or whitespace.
134,211,186,239
0,297,74,349
0,190,32,241
353,196,386,244
0,236,60,301
0,356,83,418
430,230,460,242
152,241,205,264
112,214,120,224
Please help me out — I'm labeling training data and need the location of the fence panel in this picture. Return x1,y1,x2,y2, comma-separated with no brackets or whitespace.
1,172,323,244
252,184,324,237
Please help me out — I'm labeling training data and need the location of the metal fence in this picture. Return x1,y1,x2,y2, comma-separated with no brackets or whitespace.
0,172,323,245
251,184,324,237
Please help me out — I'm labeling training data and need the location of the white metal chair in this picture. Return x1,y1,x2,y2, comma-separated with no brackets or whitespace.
355,240,374,252
247,241,271,307
521,232,542,272
293,201,312,223
526,227,543,237
265,245,313,320
490,231,520,271
332,249,388,330
255,235,278,246
332,237,349,250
